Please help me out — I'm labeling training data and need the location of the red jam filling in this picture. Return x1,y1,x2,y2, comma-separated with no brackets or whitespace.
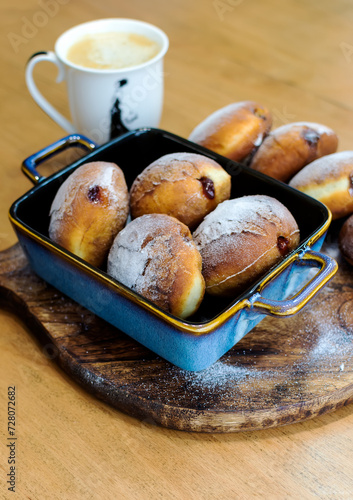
199,177,215,199
277,236,290,256
87,185,102,203
302,128,320,147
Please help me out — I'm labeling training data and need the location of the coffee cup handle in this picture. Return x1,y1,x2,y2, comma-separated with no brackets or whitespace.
25,51,77,134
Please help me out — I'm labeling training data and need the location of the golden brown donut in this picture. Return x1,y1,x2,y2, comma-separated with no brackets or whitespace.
107,214,205,319
188,101,272,162
339,215,353,265
130,152,231,229
250,121,338,182
193,195,300,297
49,161,129,267
289,151,353,220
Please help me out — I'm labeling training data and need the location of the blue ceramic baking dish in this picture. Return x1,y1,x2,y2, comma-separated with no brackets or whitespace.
9,129,338,371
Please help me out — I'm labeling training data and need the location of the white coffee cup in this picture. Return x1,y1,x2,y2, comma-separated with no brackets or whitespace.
25,18,169,144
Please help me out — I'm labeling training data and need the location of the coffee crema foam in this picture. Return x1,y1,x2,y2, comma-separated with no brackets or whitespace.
66,32,161,70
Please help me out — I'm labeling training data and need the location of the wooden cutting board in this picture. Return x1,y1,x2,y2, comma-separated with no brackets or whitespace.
1,224,353,433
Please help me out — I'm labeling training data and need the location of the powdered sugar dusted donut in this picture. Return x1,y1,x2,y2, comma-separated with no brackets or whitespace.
49,161,129,267
289,151,353,220
130,152,231,229
250,121,338,182
107,214,205,319
188,101,272,162
193,195,300,297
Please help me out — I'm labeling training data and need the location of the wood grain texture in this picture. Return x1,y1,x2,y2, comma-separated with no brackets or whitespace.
1,223,352,433
2,0,353,497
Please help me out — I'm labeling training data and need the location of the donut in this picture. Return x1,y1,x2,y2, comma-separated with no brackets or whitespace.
49,161,129,267
339,215,353,265
107,214,205,319
250,121,338,182
188,101,272,162
130,152,231,229
193,195,300,297
289,151,353,220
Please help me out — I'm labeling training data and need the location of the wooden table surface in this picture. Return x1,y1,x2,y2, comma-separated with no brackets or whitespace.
1,0,353,498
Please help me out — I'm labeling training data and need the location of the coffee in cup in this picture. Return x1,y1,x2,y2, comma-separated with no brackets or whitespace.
25,19,169,144
66,31,161,70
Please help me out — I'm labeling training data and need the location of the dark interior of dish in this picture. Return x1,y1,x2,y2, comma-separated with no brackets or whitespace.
12,128,330,324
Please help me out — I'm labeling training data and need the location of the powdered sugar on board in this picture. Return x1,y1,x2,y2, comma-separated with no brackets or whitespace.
140,286,353,409
296,300,353,371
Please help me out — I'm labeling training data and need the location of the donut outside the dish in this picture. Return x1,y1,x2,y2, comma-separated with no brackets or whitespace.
289,151,353,220
339,214,353,265
188,101,272,162
250,121,338,182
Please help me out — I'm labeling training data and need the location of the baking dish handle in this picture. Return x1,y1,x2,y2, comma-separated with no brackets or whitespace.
22,134,97,185
248,248,338,317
